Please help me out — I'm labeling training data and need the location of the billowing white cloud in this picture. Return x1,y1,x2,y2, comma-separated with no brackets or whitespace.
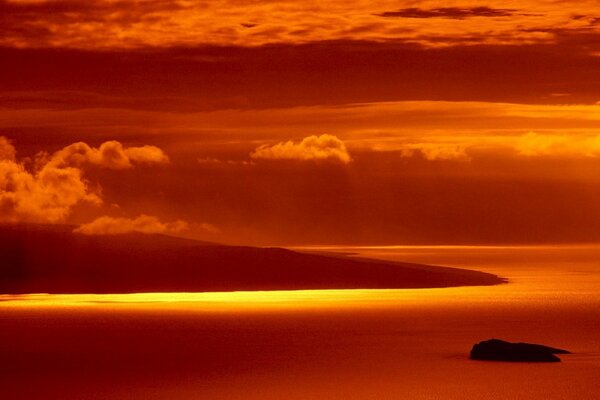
250,134,351,164
50,140,169,169
0,137,169,223
0,157,101,223
74,214,188,235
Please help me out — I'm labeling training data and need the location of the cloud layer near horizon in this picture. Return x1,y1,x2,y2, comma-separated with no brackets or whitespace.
5,100,598,163
74,215,188,235
376,132,600,161
0,137,169,223
516,132,600,158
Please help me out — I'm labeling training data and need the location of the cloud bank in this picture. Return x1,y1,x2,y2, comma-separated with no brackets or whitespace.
516,132,600,157
393,132,600,161
251,134,351,164
0,0,597,49
0,137,169,223
74,215,188,235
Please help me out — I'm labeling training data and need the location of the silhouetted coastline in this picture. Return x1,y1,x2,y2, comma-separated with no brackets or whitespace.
0,224,505,294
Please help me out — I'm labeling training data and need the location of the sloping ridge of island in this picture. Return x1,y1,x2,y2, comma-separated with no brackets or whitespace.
0,224,505,294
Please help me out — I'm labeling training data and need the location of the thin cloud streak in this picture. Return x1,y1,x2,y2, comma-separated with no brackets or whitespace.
377,7,518,19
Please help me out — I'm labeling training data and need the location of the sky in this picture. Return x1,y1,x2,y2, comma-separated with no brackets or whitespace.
1,0,600,245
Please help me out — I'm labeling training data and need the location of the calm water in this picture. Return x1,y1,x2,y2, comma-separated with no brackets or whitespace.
1,245,599,399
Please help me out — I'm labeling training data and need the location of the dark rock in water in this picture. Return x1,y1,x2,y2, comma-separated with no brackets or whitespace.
470,339,570,362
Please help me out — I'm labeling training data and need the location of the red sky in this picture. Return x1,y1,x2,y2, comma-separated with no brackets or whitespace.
1,0,600,245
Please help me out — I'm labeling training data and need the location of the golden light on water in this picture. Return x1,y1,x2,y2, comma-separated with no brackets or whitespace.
0,287,520,312
0,290,463,310
0,286,594,311
3,245,600,311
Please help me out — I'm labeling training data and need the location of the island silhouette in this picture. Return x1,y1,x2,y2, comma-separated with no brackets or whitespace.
0,224,504,294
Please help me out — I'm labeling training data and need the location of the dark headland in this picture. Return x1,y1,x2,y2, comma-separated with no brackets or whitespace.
0,224,505,294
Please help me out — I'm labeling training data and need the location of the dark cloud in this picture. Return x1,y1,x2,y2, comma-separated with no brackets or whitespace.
377,7,519,19
570,14,600,25
0,0,183,21
0,0,184,46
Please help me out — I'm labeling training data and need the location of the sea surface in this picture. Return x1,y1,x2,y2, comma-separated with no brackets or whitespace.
1,245,599,399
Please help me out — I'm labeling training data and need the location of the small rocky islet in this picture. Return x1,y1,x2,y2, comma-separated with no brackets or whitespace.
470,339,571,362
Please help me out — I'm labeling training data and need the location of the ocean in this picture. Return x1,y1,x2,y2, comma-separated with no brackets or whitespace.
1,245,599,399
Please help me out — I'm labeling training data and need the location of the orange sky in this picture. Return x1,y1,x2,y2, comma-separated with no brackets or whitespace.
1,0,600,245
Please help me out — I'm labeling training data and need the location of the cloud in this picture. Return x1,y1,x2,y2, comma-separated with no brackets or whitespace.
377,7,517,19
0,137,169,223
399,143,471,161
0,156,101,224
375,131,600,161
516,132,600,157
374,131,600,161
198,222,221,234
250,134,351,164
197,157,253,166
0,136,16,161
50,140,169,170
74,214,189,235
0,0,594,49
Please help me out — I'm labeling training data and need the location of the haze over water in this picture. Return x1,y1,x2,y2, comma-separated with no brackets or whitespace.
1,245,599,400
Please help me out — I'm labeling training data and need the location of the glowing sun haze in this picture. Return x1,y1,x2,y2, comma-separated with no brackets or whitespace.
1,0,599,245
